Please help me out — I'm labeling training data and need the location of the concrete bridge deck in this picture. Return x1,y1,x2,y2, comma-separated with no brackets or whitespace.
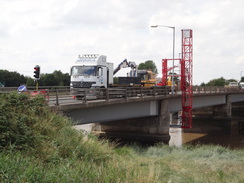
46,87,244,124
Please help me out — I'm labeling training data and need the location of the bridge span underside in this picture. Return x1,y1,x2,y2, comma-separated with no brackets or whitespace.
69,100,159,124
68,94,239,124
68,99,171,143
170,94,244,112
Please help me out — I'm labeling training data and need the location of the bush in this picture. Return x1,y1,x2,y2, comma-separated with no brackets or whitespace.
0,92,114,163
0,93,73,151
1,92,244,182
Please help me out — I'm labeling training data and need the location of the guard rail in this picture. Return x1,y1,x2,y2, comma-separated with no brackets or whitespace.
0,86,243,106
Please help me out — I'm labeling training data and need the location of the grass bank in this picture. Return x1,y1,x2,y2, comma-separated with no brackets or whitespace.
0,93,244,183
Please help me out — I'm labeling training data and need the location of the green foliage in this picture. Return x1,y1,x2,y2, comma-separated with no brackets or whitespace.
1,93,244,182
0,92,117,181
0,69,70,87
37,70,70,86
201,77,239,86
138,60,157,73
113,77,118,84
2,142,244,182
227,79,238,83
0,70,27,87
26,76,36,86
0,93,49,150
204,77,227,86
200,82,206,86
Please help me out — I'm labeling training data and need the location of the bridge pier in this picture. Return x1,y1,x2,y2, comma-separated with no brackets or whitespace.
213,95,232,118
189,95,233,134
92,100,171,143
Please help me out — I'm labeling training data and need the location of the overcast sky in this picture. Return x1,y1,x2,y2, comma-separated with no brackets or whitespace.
1,0,244,85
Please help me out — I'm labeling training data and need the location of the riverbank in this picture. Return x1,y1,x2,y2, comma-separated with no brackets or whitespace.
1,93,244,182
1,140,244,182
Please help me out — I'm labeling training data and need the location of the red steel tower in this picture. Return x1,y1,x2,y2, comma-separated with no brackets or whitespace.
180,29,193,128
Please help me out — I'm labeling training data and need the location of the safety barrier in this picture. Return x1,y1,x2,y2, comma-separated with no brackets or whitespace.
1,86,244,106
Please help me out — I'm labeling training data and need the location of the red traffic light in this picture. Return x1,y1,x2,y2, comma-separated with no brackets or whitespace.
33,65,40,79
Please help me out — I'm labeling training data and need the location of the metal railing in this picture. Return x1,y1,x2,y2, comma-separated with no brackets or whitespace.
192,86,243,94
68,86,171,103
1,86,243,106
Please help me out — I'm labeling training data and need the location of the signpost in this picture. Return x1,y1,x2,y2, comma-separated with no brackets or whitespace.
0,81,5,87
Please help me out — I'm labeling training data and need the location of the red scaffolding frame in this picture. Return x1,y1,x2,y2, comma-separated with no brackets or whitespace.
159,29,193,128
180,29,193,128
160,58,180,86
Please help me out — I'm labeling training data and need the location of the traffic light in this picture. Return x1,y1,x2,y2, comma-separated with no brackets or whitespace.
34,65,40,80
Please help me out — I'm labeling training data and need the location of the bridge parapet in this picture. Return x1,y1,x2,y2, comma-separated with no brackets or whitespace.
1,86,243,109
193,86,242,94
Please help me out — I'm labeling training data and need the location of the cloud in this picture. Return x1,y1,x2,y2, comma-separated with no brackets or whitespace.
1,0,244,84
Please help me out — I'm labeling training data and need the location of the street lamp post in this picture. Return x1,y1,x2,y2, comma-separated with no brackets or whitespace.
241,71,243,82
151,25,175,94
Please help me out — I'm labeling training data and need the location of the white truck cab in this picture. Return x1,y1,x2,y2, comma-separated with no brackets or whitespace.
239,82,244,89
70,54,113,88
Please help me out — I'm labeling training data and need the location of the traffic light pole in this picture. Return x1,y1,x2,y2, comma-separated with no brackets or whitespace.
35,80,39,91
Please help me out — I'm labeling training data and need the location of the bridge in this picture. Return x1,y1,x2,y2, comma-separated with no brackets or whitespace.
45,86,243,122
2,86,244,143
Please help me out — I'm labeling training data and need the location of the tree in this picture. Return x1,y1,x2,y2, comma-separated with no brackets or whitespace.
203,77,232,86
113,77,118,84
0,70,70,87
200,77,239,86
205,77,226,86
39,70,70,86
26,77,35,86
227,79,238,83
200,82,206,86
138,60,157,73
0,70,27,87
41,74,57,86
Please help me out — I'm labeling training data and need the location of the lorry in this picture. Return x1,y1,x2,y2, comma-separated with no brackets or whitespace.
70,54,161,98
70,54,114,89
70,54,157,89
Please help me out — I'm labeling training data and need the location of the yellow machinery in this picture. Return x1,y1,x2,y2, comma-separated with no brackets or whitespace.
137,70,157,87
166,77,172,86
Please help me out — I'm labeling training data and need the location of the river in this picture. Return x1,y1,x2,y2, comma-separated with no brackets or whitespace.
169,123,244,148
74,119,244,149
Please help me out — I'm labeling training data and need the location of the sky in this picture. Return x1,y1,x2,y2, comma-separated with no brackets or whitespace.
1,0,244,85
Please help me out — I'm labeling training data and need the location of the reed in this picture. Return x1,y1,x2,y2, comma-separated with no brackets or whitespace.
1,93,244,182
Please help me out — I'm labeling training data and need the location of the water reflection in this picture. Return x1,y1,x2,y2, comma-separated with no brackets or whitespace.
183,133,244,148
169,120,244,149
75,121,244,149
